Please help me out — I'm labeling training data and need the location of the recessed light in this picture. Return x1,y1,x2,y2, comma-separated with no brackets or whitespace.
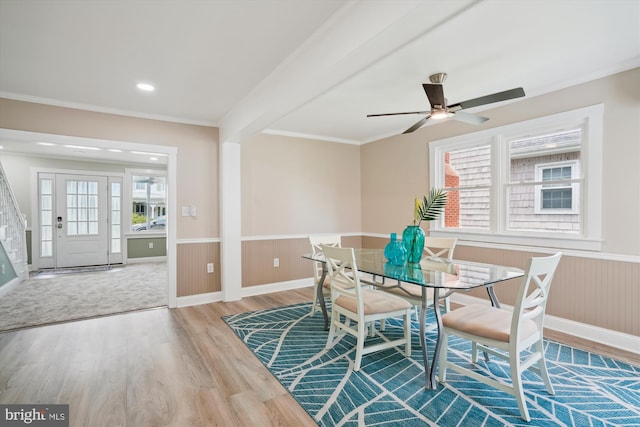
36,142,56,146
149,157,158,161
136,83,155,92
108,149,123,153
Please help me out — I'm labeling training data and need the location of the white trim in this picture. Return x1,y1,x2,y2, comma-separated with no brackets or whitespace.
177,291,223,308
451,293,640,355
241,278,314,298
0,91,217,128
242,232,362,241
359,232,640,263
177,237,220,244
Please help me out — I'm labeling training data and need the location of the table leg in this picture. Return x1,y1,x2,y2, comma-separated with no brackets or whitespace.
317,266,329,331
428,288,443,390
486,285,501,308
419,288,429,388
419,288,442,390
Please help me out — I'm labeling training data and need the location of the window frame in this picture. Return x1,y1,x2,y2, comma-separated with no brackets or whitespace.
429,104,603,251
534,160,580,214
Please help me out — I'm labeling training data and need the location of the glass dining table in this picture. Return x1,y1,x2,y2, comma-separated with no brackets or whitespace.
302,248,524,390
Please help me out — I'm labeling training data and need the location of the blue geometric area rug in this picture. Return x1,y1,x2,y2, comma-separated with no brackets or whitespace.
222,303,640,426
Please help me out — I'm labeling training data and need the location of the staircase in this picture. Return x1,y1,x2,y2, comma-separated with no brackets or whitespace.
0,160,28,298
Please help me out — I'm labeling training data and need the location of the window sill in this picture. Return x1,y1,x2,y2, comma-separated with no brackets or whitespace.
125,231,167,238
430,229,602,252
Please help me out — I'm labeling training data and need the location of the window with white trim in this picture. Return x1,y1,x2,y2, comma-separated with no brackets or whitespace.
429,105,603,251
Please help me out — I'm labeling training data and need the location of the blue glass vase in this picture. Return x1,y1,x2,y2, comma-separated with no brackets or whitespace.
402,225,425,263
384,233,407,266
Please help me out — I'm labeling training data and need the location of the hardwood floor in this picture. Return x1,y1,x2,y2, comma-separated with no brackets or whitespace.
0,287,637,427
0,288,317,427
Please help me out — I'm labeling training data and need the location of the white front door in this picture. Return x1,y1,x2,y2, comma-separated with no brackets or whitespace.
55,174,109,267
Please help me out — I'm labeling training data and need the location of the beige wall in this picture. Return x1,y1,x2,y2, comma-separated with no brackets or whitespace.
241,132,361,236
362,68,640,256
0,98,219,239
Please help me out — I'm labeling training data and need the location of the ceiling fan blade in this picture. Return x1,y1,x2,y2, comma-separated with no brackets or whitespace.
367,110,429,117
403,116,430,134
423,84,445,107
449,87,525,111
452,111,489,125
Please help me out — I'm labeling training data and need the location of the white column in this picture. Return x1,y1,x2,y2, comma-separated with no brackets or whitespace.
219,140,242,301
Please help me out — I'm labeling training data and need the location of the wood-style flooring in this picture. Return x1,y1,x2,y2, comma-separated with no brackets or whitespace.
0,287,637,427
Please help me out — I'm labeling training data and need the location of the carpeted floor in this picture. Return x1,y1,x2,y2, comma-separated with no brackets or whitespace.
223,302,640,427
0,262,167,332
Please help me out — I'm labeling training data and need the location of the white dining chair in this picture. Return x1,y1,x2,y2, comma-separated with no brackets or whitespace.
438,252,562,421
308,235,342,314
322,245,412,371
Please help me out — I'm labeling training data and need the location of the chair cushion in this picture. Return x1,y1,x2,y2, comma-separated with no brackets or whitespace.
336,289,411,315
442,304,538,343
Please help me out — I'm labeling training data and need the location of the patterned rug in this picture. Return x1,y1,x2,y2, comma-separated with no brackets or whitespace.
223,303,640,426
0,262,167,332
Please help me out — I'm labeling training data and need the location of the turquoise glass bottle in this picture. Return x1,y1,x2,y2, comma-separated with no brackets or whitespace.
384,233,407,266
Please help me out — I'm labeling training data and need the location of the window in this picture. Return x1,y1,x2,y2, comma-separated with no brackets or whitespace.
130,173,167,233
66,180,99,235
534,160,579,213
39,178,53,257
430,105,603,250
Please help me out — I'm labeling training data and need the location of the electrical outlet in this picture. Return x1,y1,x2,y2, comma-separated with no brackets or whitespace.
273,258,279,267
148,242,154,249
207,263,214,273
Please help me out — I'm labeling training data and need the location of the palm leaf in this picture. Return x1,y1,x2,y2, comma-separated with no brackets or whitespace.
417,188,448,221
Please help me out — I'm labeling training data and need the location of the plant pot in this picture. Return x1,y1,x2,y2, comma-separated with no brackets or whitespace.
402,225,425,263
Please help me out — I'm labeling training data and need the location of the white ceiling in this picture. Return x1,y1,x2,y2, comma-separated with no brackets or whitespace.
0,0,638,163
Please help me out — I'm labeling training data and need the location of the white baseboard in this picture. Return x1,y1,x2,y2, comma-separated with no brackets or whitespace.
241,278,314,298
177,291,222,307
451,293,640,355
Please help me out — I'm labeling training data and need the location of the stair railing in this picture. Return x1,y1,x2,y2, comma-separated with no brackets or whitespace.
0,160,28,281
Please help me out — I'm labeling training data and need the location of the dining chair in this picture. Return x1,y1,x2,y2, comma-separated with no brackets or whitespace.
381,237,458,325
438,252,562,421
308,235,342,314
322,245,412,371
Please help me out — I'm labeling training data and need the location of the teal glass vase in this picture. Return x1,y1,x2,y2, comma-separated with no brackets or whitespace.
384,233,407,266
402,225,425,263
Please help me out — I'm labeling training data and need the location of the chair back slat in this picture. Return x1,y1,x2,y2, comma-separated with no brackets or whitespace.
511,252,562,341
423,237,457,260
308,235,342,281
322,245,362,312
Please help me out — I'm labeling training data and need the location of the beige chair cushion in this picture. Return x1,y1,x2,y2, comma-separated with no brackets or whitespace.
336,289,411,315
442,304,538,343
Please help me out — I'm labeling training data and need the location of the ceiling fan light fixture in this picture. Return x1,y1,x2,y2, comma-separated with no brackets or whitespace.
430,108,451,120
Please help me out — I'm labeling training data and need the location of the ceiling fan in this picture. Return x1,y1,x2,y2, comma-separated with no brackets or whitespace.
367,73,525,134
